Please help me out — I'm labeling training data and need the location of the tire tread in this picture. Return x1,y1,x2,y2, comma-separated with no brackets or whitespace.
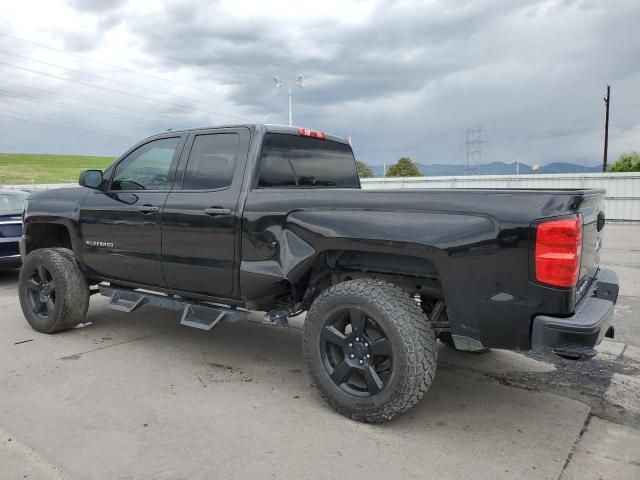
18,248,89,333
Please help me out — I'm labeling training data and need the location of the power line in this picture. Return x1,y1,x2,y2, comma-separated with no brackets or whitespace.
0,88,160,125
0,79,176,121
0,48,246,116
0,107,136,138
0,31,221,96
0,61,255,122
0,112,137,140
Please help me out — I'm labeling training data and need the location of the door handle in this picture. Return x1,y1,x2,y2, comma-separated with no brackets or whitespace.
137,205,159,214
204,207,232,216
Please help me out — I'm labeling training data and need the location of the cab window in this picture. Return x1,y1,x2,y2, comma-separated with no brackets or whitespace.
257,133,360,188
111,137,180,191
181,133,240,190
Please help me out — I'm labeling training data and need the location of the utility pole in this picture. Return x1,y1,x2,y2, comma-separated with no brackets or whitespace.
603,85,610,172
273,75,305,126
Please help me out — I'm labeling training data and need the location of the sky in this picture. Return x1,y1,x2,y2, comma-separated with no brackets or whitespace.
0,0,638,167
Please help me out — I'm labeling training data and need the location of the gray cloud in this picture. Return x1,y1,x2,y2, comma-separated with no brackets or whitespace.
66,0,127,13
1,0,639,167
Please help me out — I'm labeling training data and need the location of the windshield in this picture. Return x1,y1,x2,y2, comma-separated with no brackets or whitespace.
0,192,28,214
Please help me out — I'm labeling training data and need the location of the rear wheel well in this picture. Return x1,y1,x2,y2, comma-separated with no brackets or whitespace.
295,250,443,308
291,251,450,348
25,223,73,254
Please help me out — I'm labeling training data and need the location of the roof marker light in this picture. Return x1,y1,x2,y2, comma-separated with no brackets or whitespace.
299,128,326,139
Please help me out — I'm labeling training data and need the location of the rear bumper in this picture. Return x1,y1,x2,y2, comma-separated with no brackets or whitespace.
531,269,619,360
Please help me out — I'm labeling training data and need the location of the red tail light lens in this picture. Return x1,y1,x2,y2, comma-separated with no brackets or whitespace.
299,128,326,139
535,216,583,288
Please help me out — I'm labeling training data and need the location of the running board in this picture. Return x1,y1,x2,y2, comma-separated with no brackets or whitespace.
100,285,247,331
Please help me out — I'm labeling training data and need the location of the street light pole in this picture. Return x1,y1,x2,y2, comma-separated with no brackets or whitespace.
288,84,292,127
273,75,305,127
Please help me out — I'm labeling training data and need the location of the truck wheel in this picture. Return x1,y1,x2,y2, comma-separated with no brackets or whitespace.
303,279,437,422
18,248,89,333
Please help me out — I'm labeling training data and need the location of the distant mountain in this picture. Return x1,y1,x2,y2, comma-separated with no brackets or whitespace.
538,162,601,174
369,161,600,177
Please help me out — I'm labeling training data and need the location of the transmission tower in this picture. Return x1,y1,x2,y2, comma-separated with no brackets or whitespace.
462,127,487,175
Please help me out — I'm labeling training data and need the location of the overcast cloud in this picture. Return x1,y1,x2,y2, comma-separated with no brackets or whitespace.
0,0,638,166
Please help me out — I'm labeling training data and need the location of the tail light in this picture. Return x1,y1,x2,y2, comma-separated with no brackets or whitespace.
299,128,326,139
534,216,583,288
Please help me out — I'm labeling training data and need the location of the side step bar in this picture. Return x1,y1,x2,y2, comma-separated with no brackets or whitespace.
100,285,248,331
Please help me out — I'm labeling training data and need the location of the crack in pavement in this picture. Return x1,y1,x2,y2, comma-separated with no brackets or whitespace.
559,414,592,480
0,425,68,480
440,349,640,428
58,329,174,360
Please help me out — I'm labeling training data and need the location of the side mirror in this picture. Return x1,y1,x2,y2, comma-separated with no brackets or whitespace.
79,170,104,189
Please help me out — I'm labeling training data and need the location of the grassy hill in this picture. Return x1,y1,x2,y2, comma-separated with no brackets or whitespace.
0,153,116,184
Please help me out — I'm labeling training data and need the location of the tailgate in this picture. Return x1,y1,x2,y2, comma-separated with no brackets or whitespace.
576,192,605,301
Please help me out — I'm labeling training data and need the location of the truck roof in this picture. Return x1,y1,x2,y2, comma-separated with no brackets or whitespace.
149,124,350,145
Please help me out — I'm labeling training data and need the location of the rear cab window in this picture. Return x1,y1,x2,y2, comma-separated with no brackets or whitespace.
257,133,360,188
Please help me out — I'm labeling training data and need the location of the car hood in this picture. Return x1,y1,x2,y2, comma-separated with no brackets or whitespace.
27,186,88,202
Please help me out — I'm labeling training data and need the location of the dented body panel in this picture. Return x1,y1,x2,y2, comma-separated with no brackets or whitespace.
240,187,603,349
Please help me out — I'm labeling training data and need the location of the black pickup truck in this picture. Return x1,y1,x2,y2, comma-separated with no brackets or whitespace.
18,124,619,422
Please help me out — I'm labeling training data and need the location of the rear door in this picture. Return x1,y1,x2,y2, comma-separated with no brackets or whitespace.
80,134,185,286
161,127,250,299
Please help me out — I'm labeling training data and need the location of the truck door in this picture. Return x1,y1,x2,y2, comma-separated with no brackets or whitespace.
161,127,250,299
79,134,185,287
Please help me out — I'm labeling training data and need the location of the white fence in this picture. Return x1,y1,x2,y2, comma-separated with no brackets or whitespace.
2,183,75,191
361,172,640,221
3,172,640,221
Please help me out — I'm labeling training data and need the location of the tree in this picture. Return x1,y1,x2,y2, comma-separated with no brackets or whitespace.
385,157,422,177
356,160,374,178
609,151,640,172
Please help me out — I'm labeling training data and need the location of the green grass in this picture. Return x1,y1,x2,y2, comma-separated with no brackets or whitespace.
0,153,116,184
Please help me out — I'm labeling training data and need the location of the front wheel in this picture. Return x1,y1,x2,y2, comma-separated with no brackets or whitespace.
18,248,89,333
303,279,437,422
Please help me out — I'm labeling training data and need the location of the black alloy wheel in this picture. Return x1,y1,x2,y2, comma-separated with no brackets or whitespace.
320,308,393,397
24,264,56,319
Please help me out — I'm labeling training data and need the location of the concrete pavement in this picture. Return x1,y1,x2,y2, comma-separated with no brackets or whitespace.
0,224,638,479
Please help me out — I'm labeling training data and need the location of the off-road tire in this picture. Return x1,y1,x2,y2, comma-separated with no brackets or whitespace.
303,279,437,422
19,248,89,333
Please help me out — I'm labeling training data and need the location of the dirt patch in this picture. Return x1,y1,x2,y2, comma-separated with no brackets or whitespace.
194,361,253,386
